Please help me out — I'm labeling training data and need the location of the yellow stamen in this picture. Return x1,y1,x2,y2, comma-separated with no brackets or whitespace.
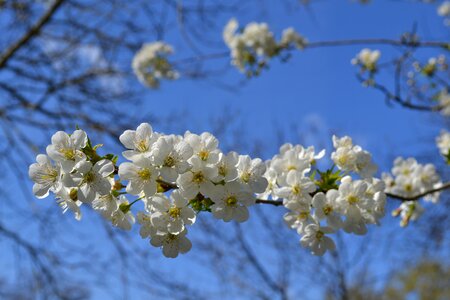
348,195,359,205
241,172,251,183
198,150,209,161
138,168,151,181
168,207,182,219
164,156,176,167
192,172,204,183
225,196,238,206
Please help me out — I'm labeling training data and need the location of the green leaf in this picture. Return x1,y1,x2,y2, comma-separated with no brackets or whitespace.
315,167,343,192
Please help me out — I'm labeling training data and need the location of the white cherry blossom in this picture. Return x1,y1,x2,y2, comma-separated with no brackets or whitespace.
176,156,217,199
136,212,156,239
151,135,193,182
29,154,61,198
284,200,315,234
118,157,159,197
210,182,255,222
63,159,114,203
150,229,192,258
436,130,450,158
236,155,268,193
214,151,239,183
46,130,87,173
276,171,315,205
111,196,135,231
119,123,158,161
132,41,179,88
55,187,82,221
184,131,221,166
151,191,196,234
300,224,336,256
312,191,343,229
351,48,381,71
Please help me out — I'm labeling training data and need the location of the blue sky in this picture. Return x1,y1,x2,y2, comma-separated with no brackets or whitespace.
135,0,448,165
95,1,448,297
3,0,449,299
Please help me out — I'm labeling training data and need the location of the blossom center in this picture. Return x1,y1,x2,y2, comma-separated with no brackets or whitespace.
402,169,411,176
347,195,359,205
323,205,333,215
198,150,209,161
225,196,238,206
69,188,78,201
292,184,301,195
60,148,76,160
315,231,324,240
337,155,349,166
40,168,58,183
241,172,251,183
192,171,205,183
218,164,227,177
84,172,95,183
166,233,177,241
404,184,413,192
164,155,176,167
138,168,152,181
168,207,182,219
297,212,309,220
136,140,149,152
119,202,130,213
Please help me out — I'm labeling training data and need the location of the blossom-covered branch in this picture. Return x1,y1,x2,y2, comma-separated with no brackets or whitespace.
29,123,447,258
135,19,449,118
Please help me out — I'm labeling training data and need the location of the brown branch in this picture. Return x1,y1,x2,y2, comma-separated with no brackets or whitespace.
386,182,450,201
305,39,448,49
0,0,65,69
147,178,450,206
256,182,450,206
175,38,449,66
356,74,442,112
256,199,284,206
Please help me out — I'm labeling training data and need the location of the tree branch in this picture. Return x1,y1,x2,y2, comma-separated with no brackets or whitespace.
175,38,449,66
386,182,450,201
256,182,450,206
255,199,284,206
0,0,65,69
305,39,448,49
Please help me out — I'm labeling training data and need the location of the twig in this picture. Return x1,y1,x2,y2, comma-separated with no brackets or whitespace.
386,181,450,201
0,0,65,69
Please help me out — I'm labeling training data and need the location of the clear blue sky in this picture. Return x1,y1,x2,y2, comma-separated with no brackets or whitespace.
104,1,448,298
135,0,447,163
6,1,449,299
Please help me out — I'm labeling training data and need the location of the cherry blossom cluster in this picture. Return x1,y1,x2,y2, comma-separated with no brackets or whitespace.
257,136,386,256
29,123,269,258
404,54,450,116
351,48,381,74
436,130,450,163
412,55,447,77
29,123,447,258
132,42,179,88
382,157,442,226
223,18,307,76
